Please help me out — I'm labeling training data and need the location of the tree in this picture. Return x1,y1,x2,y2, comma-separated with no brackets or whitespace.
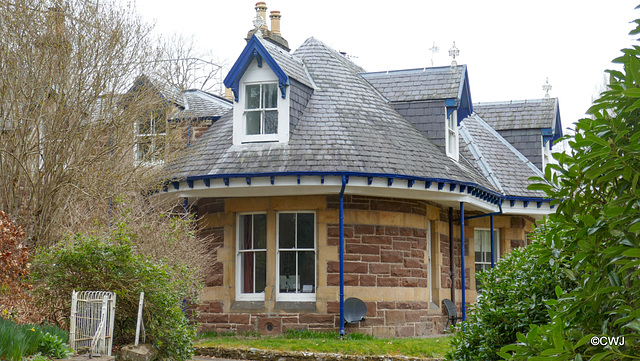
501,9,640,361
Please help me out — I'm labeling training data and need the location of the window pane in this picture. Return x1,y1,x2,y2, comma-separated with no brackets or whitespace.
297,213,315,248
246,111,261,135
279,213,295,249
239,215,252,250
138,117,152,135
279,251,297,292
246,84,261,109
253,214,266,249
475,251,482,263
263,84,278,108
154,116,166,134
241,252,254,293
264,110,278,134
255,251,266,293
136,136,151,161
299,251,315,291
152,135,165,162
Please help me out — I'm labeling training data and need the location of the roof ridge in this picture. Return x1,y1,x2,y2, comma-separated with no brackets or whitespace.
474,98,557,106
361,65,466,77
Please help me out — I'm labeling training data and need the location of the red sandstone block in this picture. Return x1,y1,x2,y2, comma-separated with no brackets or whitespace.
299,314,334,324
411,269,428,278
375,226,385,235
365,302,377,317
390,266,411,277
359,274,376,286
381,250,403,263
229,314,250,324
399,227,412,236
347,244,379,255
209,302,223,313
354,224,375,235
403,258,421,269
385,310,406,324
413,229,427,238
211,314,229,323
361,255,380,262
363,317,385,326
405,310,426,322
369,263,390,274
385,226,400,236
345,254,361,261
411,249,424,258
377,277,398,287
402,278,419,287
235,325,254,333
393,241,412,251
361,235,392,245
327,301,339,313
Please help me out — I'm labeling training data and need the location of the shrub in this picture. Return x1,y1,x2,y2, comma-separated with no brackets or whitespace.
31,224,201,361
445,238,569,361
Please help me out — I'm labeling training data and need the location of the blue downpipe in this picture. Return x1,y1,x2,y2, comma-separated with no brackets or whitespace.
460,202,466,323
339,176,346,336
490,214,495,268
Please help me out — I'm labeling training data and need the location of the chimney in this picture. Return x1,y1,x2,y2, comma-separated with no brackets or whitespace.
269,11,281,35
255,2,268,30
224,87,233,101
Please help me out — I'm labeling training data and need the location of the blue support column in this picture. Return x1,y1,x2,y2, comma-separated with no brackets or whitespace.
460,202,466,322
339,176,347,336
490,214,495,268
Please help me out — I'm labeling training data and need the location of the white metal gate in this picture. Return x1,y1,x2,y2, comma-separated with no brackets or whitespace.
69,290,116,356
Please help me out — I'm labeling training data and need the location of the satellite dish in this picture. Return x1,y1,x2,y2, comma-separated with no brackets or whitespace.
344,297,367,324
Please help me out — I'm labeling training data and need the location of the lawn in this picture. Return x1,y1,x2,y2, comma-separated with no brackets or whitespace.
196,330,451,358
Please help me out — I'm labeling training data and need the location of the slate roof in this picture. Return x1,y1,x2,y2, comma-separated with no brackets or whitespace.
165,37,494,191
261,39,315,89
360,66,466,102
474,98,558,130
459,114,547,198
170,90,232,120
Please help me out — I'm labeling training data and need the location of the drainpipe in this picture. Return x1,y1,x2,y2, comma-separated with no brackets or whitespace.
339,175,347,336
490,214,495,268
448,207,455,305
460,202,466,322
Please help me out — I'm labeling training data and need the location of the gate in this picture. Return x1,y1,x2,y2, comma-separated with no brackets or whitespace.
69,291,116,356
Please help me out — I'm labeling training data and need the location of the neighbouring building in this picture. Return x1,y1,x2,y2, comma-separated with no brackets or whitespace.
160,2,562,337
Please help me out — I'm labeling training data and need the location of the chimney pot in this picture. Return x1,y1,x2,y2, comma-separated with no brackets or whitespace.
269,11,281,35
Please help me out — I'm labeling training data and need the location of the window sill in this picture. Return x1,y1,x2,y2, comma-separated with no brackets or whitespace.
230,301,265,312
273,301,317,313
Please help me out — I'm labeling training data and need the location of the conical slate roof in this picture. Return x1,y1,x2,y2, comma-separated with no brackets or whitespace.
165,37,494,191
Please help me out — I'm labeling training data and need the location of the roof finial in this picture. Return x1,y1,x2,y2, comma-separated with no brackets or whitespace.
449,41,459,72
542,77,552,98
253,4,266,37
429,42,439,67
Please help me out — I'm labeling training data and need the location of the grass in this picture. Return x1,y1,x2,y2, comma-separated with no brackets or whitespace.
196,329,451,358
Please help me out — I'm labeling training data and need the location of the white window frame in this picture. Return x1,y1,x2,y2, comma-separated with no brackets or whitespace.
276,211,316,302
134,111,166,165
235,212,268,301
232,59,290,145
474,228,499,291
445,109,459,160
244,83,279,136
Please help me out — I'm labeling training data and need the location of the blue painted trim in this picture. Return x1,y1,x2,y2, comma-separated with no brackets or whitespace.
438,182,445,191
425,181,432,189
172,182,179,190
297,175,301,184
510,200,516,207
339,176,347,336
246,177,251,185
537,201,542,208
223,35,290,102
321,175,325,184
368,177,373,185
450,184,456,192
523,201,529,208
408,179,415,188
460,202,466,323
388,178,394,187
270,176,275,185
460,185,466,193
204,179,210,187
187,180,194,189
490,215,495,269
223,178,229,186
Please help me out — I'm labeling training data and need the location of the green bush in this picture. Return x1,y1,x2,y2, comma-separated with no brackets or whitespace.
445,240,569,361
31,223,201,361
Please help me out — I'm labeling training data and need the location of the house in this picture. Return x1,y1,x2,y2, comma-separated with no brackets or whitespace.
160,2,560,337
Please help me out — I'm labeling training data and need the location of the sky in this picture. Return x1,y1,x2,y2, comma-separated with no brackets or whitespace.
133,0,638,133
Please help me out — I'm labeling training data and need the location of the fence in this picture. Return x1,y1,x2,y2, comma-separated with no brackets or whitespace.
69,291,116,356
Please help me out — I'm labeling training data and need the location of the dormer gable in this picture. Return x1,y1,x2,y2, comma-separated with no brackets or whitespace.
224,35,291,144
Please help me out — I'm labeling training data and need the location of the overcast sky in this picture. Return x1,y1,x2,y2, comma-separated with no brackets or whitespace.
134,0,638,133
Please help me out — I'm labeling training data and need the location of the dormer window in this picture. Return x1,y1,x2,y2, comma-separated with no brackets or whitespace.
446,109,459,160
246,83,278,135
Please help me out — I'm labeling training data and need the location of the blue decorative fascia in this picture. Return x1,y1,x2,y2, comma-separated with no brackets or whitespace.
551,99,563,149
223,35,290,102
542,128,554,148
446,66,473,125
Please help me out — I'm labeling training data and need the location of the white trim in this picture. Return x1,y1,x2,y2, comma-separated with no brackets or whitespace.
235,212,267,301
232,60,290,145
446,109,459,161
276,211,316,302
